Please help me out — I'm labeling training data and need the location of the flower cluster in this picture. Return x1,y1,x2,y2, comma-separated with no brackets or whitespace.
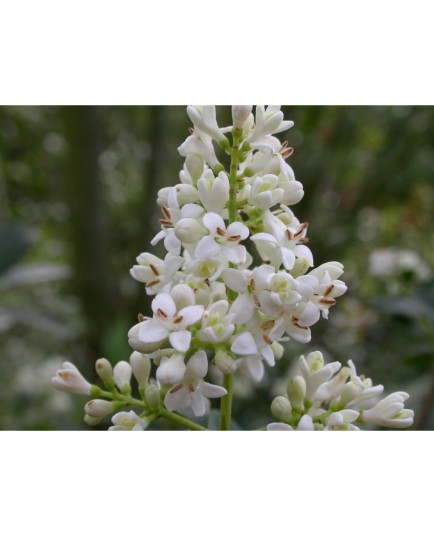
267,351,414,431
52,105,414,431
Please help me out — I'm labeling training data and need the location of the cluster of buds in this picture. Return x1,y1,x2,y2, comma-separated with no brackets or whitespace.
268,351,414,430
52,105,414,430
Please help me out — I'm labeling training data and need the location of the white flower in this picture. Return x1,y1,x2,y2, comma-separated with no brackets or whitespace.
51,362,92,395
247,105,294,143
187,105,227,144
130,252,184,295
164,351,227,417
139,293,204,353
251,212,313,270
156,353,186,385
267,414,314,431
361,392,414,429
197,300,235,343
197,169,230,215
222,264,275,324
184,255,226,283
299,351,342,400
109,410,149,431
248,174,285,209
178,130,221,170
325,410,360,431
157,184,199,207
195,212,249,265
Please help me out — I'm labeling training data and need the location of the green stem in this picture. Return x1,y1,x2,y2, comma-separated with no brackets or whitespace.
219,128,243,431
219,373,234,431
159,408,207,431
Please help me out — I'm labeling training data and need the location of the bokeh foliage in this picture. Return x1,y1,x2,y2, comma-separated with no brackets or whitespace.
0,105,433,430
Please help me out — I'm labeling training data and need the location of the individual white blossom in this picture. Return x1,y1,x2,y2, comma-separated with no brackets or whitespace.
361,392,414,428
109,411,149,431
164,351,227,417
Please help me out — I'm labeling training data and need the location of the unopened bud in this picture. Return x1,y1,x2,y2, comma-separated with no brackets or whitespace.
128,323,165,353
339,383,360,406
130,352,151,389
232,105,253,130
113,361,132,394
95,358,115,390
214,349,237,374
175,218,206,243
85,399,116,418
290,258,311,277
287,376,306,408
271,342,285,360
185,153,204,182
271,396,292,422
145,384,161,409
84,414,102,426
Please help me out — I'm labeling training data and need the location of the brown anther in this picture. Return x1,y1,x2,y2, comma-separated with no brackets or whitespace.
249,278,256,291
253,295,261,308
146,279,161,288
138,313,145,322
162,206,171,220
292,320,309,330
261,319,275,331
280,146,294,159
157,308,168,319
263,335,273,345
170,384,184,394
227,235,241,242
324,284,335,297
159,219,174,228
286,229,294,241
298,237,310,244
188,383,195,393
281,140,288,148
294,222,309,238
173,316,184,324
216,227,226,237
188,127,194,135
149,264,160,276
319,298,336,306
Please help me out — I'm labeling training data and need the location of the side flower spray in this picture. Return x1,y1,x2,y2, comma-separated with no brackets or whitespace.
52,105,414,431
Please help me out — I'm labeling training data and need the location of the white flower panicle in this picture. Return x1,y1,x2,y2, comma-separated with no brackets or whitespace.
52,106,413,431
267,351,414,431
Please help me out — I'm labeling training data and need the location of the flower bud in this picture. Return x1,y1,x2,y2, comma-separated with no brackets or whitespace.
271,342,285,360
51,362,92,395
174,218,206,243
232,105,253,130
84,414,102,426
113,361,132,394
339,383,360,406
157,184,199,207
185,153,204,182
145,384,161,409
128,323,164,353
170,283,195,310
287,375,306,408
290,258,311,277
271,396,292,422
130,352,151,389
214,349,237,374
95,358,115,390
84,399,116,418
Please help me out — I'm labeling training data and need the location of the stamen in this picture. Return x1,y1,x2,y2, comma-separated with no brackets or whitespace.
261,319,275,331
149,264,160,276
173,316,184,324
249,278,256,291
253,295,261,308
286,229,294,241
292,319,309,330
324,284,335,297
216,227,226,237
263,335,273,345
188,127,194,135
188,383,195,393
294,222,309,238
227,235,241,242
162,206,171,220
138,313,145,322
146,279,161,288
319,298,336,306
157,308,168,319
170,384,184,394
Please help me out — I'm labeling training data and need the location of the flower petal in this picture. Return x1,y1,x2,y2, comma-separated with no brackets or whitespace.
222,268,248,293
190,390,207,417
139,319,169,343
195,236,220,259
200,382,228,398
186,350,208,378
231,332,258,356
169,330,192,353
164,385,189,412
179,304,204,327
157,354,186,385
203,212,225,233
152,293,176,318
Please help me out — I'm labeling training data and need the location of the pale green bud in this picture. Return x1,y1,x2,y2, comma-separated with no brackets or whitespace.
271,396,292,422
287,376,306,408
186,153,204,182
130,352,151,389
214,349,237,374
84,414,102,426
271,342,285,360
85,399,116,418
145,384,161,409
290,258,311,277
175,218,206,243
339,383,360,406
95,358,115,390
232,105,253,130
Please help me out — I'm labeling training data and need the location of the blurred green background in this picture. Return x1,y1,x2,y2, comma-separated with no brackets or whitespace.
0,105,433,430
